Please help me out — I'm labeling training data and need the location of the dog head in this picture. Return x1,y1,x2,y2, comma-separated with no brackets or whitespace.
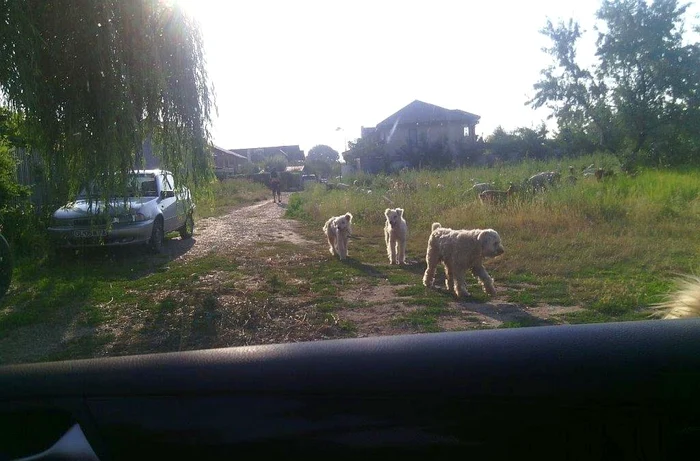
384,208,404,228
335,213,352,232
478,229,504,257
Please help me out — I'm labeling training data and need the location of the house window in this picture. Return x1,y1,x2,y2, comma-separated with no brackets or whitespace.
408,128,418,146
463,126,470,137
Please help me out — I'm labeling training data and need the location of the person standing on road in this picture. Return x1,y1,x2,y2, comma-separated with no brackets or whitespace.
270,168,282,203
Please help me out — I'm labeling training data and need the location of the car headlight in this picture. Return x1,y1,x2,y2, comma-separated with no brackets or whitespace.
113,213,147,224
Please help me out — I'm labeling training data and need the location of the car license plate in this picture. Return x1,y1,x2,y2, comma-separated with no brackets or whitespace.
73,229,108,238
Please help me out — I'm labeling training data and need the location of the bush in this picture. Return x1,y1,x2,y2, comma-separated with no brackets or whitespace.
0,202,48,258
0,141,47,258
0,141,28,209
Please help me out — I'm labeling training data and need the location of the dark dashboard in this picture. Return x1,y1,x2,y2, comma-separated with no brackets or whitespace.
1,319,699,460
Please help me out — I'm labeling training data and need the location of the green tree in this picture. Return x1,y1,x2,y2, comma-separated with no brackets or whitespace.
513,124,551,159
307,144,339,163
484,125,552,160
304,159,332,179
343,137,386,164
530,0,700,166
0,139,28,211
0,111,34,254
265,155,288,173
552,124,598,156
528,19,617,152
0,0,214,201
486,126,519,157
306,144,338,178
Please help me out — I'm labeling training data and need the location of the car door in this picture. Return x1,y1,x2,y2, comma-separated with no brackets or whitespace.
173,176,191,229
159,173,178,232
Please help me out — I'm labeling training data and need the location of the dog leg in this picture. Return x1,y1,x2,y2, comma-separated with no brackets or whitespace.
423,249,440,287
473,265,496,296
453,267,470,297
385,229,392,264
338,234,347,260
388,234,397,264
327,233,337,256
398,236,406,265
444,263,454,293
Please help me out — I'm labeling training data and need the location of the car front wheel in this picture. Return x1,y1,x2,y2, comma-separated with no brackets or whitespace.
179,212,194,239
150,218,164,253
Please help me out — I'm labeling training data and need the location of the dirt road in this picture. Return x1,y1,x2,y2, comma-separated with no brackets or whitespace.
173,194,313,261
171,195,581,337
1,194,581,364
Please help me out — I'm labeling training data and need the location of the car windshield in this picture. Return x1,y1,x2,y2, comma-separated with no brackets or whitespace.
77,174,158,199
1,1,700,367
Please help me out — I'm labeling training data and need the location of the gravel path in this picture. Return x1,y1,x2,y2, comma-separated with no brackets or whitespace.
171,193,314,261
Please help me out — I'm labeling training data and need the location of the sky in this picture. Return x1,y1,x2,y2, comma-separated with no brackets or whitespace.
175,0,698,155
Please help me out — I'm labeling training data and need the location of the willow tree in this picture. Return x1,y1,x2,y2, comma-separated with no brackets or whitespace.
0,0,214,201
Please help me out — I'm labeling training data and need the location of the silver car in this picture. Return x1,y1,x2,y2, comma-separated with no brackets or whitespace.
48,170,195,252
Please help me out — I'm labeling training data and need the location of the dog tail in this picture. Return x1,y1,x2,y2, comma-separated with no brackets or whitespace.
655,274,700,319
431,222,441,232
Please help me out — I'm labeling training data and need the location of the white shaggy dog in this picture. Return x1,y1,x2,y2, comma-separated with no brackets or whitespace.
423,223,505,297
384,208,408,265
322,212,353,260
656,275,700,319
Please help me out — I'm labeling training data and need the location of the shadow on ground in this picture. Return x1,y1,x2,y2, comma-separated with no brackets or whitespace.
0,236,197,364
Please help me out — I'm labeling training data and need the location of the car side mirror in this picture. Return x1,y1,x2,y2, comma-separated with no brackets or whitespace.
160,190,175,199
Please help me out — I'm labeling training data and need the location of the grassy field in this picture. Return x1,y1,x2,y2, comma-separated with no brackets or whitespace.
1,157,697,364
287,153,700,325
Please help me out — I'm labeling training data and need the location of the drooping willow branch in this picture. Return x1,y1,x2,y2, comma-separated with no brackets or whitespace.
0,0,215,201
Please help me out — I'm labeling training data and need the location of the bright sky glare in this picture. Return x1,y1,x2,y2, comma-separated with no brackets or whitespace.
175,0,699,155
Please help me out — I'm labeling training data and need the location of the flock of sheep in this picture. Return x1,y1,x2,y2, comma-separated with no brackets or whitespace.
472,164,616,204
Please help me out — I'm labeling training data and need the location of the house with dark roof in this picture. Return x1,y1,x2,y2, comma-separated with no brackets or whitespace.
358,100,480,171
228,145,305,164
211,145,250,175
138,139,251,177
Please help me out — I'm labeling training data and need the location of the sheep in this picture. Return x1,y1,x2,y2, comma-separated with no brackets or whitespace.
470,182,496,194
479,184,516,204
526,171,561,191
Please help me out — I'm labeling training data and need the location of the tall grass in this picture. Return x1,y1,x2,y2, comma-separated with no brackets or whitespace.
287,155,700,315
196,178,270,218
